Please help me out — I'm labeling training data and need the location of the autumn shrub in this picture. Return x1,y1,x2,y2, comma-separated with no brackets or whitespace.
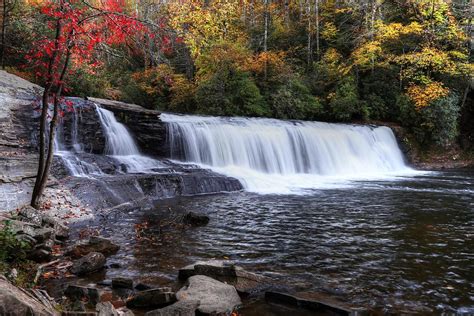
269,79,322,120
195,67,268,117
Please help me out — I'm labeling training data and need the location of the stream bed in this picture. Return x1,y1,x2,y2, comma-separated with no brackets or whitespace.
71,169,474,314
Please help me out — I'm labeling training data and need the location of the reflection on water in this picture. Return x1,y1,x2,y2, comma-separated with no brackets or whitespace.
73,170,474,313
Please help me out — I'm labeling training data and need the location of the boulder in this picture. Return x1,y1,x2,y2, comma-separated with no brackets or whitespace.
134,282,152,291
70,252,106,275
176,275,241,315
67,236,120,258
64,285,99,305
0,276,58,316
144,300,200,316
28,248,52,262
96,302,119,316
182,211,210,226
178,260,271,295
112,277,133,289
126,288,176,309
31,227,55,243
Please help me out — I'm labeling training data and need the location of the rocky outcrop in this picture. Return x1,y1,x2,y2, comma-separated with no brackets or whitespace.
0,276,58,316
89,97,168,157
176,275,241,315
144,300,200,316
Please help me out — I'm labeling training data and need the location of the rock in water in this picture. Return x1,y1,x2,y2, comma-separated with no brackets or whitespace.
64,285,99,305
126,288,176,308
144,300,200,316
182,211,210,226
70,252,106,275
176,275,241,315
67,236,120,258
0,276,58,315
112,277,134,289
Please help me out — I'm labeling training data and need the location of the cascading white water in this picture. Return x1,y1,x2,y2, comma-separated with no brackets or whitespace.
162,113,418,193
54,105,104,177
95,106,162,173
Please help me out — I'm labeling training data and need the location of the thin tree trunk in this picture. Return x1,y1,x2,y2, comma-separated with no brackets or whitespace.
263,0,269,80
31,49,71,208
1,0,7,69
306,0,312,66
314,0,319,60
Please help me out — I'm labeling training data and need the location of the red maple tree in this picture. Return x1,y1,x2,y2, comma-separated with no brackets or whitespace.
28,0,148,208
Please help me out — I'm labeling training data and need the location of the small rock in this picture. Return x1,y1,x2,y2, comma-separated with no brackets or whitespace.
96,302,119,316
69,300,87,312
97,280,113,287
64,285,99,305
126,288,176,308
176,275,241,315
112,278,133,289
43,215,69,239
182,211,209,226
67,236,120,258
144,300,200,316
70,252,106,275
116,307,135,316
108,263,121,269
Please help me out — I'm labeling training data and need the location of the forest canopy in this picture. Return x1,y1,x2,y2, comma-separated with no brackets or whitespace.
2,0,473,148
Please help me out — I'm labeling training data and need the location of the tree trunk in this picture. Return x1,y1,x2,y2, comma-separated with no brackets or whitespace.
306,0,312,66
314,0,319,60
1,0,7,69
263,0,269,80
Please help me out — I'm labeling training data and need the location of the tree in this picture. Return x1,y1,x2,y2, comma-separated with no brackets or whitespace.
0,0,18,68
27,0,147,208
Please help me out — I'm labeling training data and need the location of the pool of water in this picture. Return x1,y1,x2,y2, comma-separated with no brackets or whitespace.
73,169,474,314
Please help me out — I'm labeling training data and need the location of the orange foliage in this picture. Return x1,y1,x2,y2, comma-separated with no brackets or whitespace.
406,82,449,109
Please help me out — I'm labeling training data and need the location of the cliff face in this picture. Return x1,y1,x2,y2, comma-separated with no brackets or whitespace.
0,71,40,210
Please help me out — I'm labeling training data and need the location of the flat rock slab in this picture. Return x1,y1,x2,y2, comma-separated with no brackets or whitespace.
265,291,366,316
176,275,241,315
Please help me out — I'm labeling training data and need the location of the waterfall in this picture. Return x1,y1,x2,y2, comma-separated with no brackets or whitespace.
162,113,417,193
94,106,162,173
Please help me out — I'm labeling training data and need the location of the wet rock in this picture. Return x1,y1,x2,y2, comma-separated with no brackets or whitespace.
116,307,135,316
182,211,210,226
97,280,112,287
265,291,363,315
134,282,152,291
67,236,120,258
96,302,119,316
144,300,200,316
0,276,58,315
126,288,176,309
64,285,99,305
70,252,106,275
178,260,271,295
176,275,241,315
112,277,133,289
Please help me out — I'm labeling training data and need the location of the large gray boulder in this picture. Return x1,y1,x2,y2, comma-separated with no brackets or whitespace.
176,275,241,315
178,260,271,295
0,276,59,316
70,252,106,275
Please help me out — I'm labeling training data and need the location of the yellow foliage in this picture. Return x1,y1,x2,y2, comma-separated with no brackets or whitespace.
406,82,449,109
352,41,383,69
321,22,338,41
